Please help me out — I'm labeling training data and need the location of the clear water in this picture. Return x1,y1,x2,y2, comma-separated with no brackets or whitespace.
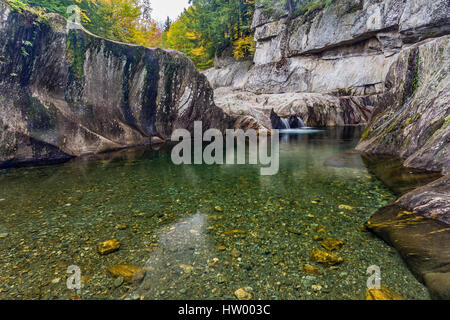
0,127,430,300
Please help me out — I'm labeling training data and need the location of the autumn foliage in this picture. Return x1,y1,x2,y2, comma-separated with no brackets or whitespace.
19,0,258,70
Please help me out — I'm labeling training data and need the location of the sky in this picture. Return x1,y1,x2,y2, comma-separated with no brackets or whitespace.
150,0,191,24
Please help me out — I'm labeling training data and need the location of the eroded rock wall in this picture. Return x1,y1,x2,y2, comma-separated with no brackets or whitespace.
0,1,231,167
356,36,450,174
247,0,449,95
204,0,450,132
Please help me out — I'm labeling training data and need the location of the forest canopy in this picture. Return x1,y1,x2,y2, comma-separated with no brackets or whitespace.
8,0,333,70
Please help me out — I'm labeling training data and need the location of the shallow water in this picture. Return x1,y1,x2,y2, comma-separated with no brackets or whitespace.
0,127,430,300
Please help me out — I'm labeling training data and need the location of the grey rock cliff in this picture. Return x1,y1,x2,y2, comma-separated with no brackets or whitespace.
0,1,231,167
356,36,449,175
204,0,450,139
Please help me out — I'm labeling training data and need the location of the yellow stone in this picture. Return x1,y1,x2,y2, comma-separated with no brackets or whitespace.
108,264,145,283
97,239,120,255
396,210,414,218
338,205,354,211
366,286,404,300
310,248,343,266
313,235,323,241
179,264,194,274
234,288,252,300
303,264,322,275
214,206,223,212
316,227,327,233
321,238,344,251
222,229,246,236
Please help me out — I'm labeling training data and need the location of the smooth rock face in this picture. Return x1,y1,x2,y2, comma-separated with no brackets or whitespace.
366,204,450,299
396,175,450,225
356,36,450,175
213,88,374,130
0,2,231,168
205,0,450,131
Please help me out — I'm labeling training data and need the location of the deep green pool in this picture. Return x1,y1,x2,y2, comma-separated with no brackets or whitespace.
0,127,430,300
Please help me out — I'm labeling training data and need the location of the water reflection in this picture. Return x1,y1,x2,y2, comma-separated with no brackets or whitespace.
132,213,214,299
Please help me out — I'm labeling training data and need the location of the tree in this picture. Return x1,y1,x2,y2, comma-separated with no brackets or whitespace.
164,7,213,70
20,0,162,47
181,0,255,65
257,0,335,18
163,16,171,32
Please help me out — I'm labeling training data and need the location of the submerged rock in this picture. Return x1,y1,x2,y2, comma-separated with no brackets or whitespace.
234,288,252,300
108,264,145,284
303,264,322,275
97,239,120,255
113,276,124,288
367,202,450,299
230,248,241,258
310,249,344,266
321,239,344,251
361,156,443,196
366,286,404,300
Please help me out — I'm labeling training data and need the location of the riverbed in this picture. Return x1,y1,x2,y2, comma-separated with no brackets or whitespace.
0,127,431,300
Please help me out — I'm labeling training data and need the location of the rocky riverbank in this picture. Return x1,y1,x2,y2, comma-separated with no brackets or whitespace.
0,0,232,168
204,0,449,132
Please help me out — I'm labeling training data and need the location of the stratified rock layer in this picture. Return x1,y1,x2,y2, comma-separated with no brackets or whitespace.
0,1,231,167
204,0,450,131
356,36,449,175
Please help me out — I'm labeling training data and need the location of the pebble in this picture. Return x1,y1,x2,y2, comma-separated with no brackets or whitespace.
303,264,322,275
312,285,322,291
97,239,120,255
230,248,241,258
114,276,124,288
108,264,145,283
310,249,344,266
179,264,194,274
217,274,226,284
366,286,404,300
51,278,61,284
234,288,252,300
321,238,345,251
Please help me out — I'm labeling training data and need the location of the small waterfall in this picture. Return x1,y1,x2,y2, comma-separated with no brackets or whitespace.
297,117,305,128
276,115,306,129
279,118,290,129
